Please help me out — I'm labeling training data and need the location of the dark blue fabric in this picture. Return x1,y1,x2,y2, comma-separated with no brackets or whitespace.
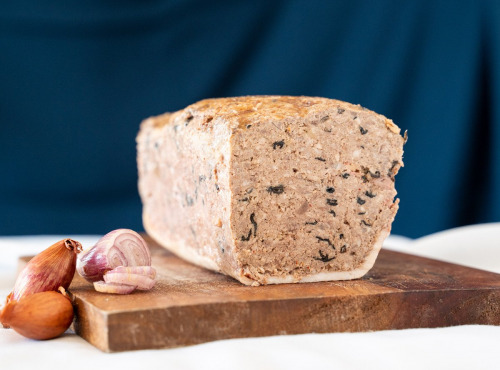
1,1,499,237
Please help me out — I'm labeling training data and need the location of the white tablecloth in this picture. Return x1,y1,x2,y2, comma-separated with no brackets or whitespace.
1,224,500,369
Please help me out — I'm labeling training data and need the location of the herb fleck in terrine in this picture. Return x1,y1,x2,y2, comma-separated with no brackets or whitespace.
137,96,405,285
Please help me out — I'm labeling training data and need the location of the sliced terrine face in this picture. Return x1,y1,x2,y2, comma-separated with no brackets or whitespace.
137,96,405,285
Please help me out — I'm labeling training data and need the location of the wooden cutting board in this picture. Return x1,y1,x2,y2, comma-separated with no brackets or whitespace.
20,237,500,352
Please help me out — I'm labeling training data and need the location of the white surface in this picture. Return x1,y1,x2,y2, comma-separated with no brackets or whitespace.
1,227,500,369
384,222,500,274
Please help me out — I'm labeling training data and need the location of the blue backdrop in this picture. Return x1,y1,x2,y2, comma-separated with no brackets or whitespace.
1,1,499,238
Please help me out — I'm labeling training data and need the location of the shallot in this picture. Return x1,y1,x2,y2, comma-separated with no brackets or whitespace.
93,281,136,295
9,239,81,302
110,266,156,279
104,268,156,291
0,291,74,340
77,229,151,283
77,229,157,295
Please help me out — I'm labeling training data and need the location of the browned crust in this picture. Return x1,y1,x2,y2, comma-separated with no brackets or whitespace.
145,96,400,135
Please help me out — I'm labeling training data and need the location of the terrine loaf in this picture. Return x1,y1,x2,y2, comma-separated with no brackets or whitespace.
137,96,405,286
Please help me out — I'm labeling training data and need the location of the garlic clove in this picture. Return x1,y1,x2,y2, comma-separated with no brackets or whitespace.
0,291,74,340
104,271,156,291
93,281,137,294
11,239,82,302
77,229,151,283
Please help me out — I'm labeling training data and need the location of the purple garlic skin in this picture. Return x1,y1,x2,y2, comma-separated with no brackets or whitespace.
77,229,151,283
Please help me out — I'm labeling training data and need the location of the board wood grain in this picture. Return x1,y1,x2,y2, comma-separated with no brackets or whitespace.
18,237,500,352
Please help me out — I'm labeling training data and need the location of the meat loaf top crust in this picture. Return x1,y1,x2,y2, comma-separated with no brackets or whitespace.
138,96,405,286
148,96,401,135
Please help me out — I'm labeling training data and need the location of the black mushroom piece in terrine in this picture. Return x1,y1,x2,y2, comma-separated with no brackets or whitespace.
137,96,405,286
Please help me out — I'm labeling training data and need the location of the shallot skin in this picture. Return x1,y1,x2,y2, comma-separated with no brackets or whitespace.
77,229,151,283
